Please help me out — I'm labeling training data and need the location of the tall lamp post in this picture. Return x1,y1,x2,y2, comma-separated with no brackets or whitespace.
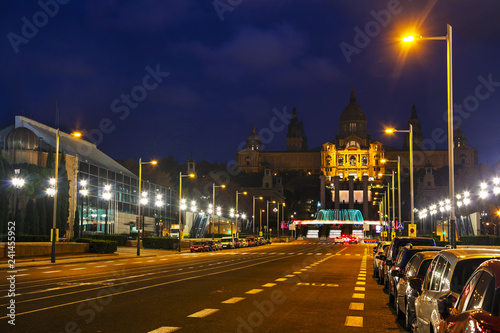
137,158,157,256
50,129,60,263
11,170,25,229
102,184,112,235
403,24,455,247
385,124,414,229
178,172,195,252
259,209,265,236
212,183,226,239
266,200,275,240
252,196,263,235
79,180,88,238
235,191,247,237
381,157,401,231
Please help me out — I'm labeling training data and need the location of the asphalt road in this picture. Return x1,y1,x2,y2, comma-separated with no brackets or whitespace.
1,240,406,332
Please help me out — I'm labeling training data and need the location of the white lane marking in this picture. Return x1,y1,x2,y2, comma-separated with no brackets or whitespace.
345,316,363,327
349,302,364,310
36,267,51,270
148,327,181,333
95,265,107,268
262,283,276,287
17,268,29,272
187,308,219,318
113,263,124,266
15,274,29,277
354,287,365,291
352,293,365,299
245,289,263,295
222,297,245,304
42,270,61,274
70,267,86,271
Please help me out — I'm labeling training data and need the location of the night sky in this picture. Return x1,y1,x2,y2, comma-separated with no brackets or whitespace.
1,0,500,167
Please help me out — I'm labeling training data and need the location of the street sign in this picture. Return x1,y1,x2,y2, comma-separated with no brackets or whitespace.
408,224,417,237
397,222,404,230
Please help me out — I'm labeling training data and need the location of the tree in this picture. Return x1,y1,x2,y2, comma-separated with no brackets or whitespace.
36,197,47,235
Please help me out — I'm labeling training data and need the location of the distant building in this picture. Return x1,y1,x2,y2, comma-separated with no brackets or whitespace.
236,90,478,221
1,116,176,239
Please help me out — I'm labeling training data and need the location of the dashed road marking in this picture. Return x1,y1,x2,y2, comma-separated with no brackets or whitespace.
356,281,366,285
345,316,363,327
222,297,245,304
70,267,86,270
188,308,219,318
285,274,295,278
354,287,365,291
275,278,287,282
42,270,61,274
148,326,181,333
352,293,365,299
245,289,263,294
262,283,276,287
349,302,364,311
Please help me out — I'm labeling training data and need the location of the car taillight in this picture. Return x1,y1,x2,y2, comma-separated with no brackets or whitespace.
471,317,494,333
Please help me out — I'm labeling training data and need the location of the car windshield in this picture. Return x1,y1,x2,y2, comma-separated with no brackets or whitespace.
417,259,432,279
450,258,491,294
193,242,203,245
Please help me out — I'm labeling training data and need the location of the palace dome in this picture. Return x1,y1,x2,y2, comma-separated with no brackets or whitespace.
340,90,367,122
5,127,39,150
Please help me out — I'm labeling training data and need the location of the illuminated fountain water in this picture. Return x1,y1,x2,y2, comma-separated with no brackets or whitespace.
316,209,364,223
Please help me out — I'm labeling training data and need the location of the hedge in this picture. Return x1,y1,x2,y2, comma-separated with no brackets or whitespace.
88,240,117,253
74,238,93,243
460,235,500,246
0,235,50,242
87,234,128,246
142,237,178,250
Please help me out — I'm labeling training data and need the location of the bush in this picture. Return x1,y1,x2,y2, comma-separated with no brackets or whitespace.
89,240,117,253
0,234,50,242
142,237,178,250
458,236,500,246
87,234,128,246
74,238,92,243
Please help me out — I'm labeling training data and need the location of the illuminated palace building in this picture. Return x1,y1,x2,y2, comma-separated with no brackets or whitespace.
236,90,478,221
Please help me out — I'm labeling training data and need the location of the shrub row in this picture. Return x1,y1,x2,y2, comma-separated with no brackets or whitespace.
142,237,178,250
460,235,500,245
84,234,128,246
0,234,50,242
75,238,117,253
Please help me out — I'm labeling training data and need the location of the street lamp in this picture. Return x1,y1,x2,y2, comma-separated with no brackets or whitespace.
51,129,60,263
252,196,263,235
235,191,247,237
102,184,112,235
178,172,195,252
155,194,164,237
137,158,157,256
266,200,275,240
402,24,455,247
379,172,396,237
259,209,265,236
381,157,401,231
11,170,25,231
79,180,88,238
385,124,414,228
212,183,226,239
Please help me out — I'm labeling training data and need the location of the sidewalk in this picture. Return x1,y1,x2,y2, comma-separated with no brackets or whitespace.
0,246,189,269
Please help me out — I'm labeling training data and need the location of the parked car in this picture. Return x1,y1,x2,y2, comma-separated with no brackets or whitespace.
334,235,344,244
190,241,207,252
377,245,391,285
373,241,390,278
383,237,436,290
412,248,500,333
394,251,441,331
246,236,256,247
205,240,219,251
388,246,446,309
220,237,235,249
436,259,500,333
239,238,248,247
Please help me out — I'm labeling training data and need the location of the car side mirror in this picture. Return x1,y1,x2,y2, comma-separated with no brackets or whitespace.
385,260,393,266
391,269,401,277
409,277,422,293
376,255,386,261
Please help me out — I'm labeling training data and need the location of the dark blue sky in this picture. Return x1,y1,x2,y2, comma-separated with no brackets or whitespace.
2,0,500,166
